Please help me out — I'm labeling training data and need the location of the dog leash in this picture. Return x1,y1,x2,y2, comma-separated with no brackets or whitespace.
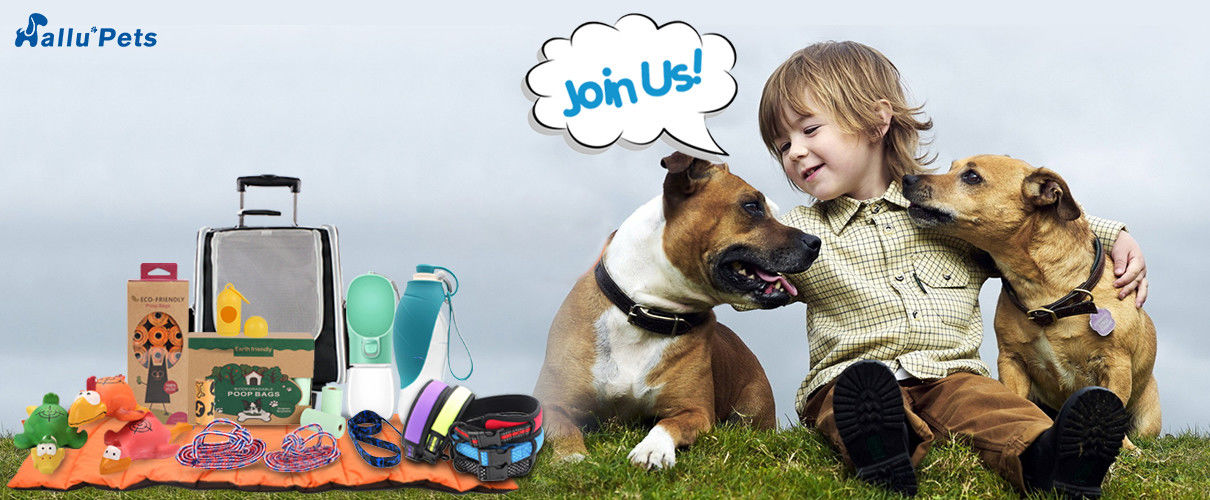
1002,237,1105,326
175,419,266,470
346,410,403,468
263,423,341,473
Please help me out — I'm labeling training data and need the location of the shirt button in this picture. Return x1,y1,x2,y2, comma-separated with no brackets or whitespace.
912,311,918,318
872,206,881,214
944,274,952,280
884,225,892,231
895,275,905,281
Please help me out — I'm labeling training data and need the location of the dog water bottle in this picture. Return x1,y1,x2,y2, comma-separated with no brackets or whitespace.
345,273,399,417
394,265,452,415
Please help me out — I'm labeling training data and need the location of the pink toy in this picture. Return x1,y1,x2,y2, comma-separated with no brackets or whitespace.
99,412,192,474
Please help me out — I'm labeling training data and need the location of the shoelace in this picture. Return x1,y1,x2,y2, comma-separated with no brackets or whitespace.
175,419,266,470
347,410,403,468
263,423,341,473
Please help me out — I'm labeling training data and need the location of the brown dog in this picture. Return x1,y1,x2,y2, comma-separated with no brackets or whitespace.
533,152,820,469
902,154,1160,446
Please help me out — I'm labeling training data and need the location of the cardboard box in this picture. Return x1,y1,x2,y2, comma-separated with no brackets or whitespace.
187,332,314,425
127,263,190,422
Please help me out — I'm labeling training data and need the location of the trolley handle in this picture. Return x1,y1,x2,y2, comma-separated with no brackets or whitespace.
236,174,299,227
237,175,300,193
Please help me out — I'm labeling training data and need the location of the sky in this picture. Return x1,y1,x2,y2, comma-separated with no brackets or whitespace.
2,1,1207,436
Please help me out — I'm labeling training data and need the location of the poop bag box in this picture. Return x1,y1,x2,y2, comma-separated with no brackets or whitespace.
128,263,190,422
187,332,313,425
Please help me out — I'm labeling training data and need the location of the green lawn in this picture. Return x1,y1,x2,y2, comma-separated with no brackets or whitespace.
5,425,1209,498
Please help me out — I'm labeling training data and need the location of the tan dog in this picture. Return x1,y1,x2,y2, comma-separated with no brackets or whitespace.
534,152,820,469
902,154,1160,446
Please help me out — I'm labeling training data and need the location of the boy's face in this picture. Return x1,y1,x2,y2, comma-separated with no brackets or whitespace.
774,95,887,201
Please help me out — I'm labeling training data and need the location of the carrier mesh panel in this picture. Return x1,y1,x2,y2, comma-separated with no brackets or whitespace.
210,229,324,338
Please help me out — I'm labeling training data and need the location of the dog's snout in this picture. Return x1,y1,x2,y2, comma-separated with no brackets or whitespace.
902,175,920,188
800,233,821,254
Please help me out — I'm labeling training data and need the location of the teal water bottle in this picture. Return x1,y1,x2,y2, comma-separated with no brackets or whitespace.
346,273,397,365
394,265,450,395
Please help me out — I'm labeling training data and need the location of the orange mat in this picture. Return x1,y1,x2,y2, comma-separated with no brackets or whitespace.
7,417,516,493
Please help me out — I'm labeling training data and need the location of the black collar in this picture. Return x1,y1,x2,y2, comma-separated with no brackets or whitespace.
594,259,711,336
1002,238,1105,327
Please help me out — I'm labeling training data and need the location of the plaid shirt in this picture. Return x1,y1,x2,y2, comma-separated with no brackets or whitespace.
767,181,1125,417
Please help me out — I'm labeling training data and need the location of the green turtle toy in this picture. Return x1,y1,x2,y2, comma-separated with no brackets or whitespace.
15,393,88,474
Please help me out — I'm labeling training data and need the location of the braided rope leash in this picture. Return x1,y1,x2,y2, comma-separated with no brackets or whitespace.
175,418,266,470
264,423,341,473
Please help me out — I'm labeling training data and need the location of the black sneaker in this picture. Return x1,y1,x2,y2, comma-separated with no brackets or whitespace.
833,360,917,496
1021,387,1129,498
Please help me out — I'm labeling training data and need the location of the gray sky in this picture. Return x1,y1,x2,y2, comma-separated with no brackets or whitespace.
2,1,1206,435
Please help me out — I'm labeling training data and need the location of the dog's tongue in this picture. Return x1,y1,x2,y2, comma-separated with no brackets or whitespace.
754,269,797,296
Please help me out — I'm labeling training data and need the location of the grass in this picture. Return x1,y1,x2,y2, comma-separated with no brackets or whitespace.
4,425,1209,498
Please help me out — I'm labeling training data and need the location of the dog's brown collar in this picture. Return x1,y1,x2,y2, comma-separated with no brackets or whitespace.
1002,238,1105,327
594,259,710,336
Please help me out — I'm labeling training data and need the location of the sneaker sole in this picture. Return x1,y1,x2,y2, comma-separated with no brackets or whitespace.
1052,387,1130,498
833,360,917,495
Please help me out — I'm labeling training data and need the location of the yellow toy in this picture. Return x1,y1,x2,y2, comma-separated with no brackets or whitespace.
216,283,249,336
244,316,268,337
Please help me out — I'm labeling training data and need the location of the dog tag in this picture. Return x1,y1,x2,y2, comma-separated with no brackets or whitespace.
1089,307,1115,336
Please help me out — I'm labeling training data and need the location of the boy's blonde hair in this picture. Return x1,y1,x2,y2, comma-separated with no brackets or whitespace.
759,41,934,184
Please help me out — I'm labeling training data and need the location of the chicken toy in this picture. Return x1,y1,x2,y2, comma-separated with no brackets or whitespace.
99,413,192,474
15,393,88,474
68,375,147,427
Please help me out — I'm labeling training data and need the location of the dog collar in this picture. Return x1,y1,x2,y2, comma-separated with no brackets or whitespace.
452,428,544,482
594,259,710,336
449,394,544,481
402,379,474,463
1002,237,1105,327
347,410,403,468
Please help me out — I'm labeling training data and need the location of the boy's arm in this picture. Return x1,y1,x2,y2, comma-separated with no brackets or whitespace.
1087,214,1148,307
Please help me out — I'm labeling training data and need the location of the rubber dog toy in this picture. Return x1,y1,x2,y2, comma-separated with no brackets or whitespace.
15,393,88,474
69,375,148,426
99,413,193,474
244,316,268,338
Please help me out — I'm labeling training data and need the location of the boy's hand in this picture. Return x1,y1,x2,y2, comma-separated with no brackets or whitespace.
1110,230,1147,307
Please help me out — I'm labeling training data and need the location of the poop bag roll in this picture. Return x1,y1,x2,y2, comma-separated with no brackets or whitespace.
320,384,343,415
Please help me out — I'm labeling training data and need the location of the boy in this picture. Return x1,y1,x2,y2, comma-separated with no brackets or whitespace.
755,41,1148,497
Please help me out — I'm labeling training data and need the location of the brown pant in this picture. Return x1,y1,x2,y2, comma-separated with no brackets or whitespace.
800,371,1052,491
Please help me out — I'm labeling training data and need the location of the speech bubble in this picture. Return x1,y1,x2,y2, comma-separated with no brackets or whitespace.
525,14,737,156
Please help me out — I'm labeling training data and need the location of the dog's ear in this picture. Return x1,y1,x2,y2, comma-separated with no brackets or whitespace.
1023,167,1080,221
662,151,723,198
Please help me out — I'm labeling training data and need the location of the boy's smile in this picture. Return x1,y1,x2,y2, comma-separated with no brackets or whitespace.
776,97,889,202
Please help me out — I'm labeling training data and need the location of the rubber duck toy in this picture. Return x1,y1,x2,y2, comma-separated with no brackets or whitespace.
15,393,88,474
69,375,147,427
99,413,193,474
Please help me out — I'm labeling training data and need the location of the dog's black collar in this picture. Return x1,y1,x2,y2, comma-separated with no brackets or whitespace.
1002,238,1105,327
594,259,710,336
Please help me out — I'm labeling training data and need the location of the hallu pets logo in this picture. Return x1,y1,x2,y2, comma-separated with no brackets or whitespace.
14,13,157,48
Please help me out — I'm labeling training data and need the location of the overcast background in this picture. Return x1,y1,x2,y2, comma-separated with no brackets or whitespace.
2,1,1206,435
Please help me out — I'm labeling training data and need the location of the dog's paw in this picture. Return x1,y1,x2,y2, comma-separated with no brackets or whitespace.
627,426,676,470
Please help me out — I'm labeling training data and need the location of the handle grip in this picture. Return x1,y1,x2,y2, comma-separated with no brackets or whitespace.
237,175,300,193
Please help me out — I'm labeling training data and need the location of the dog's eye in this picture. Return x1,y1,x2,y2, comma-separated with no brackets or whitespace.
742,201,766,218
961,169,983,185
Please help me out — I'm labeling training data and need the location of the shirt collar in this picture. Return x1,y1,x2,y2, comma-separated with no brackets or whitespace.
820,181,912,235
